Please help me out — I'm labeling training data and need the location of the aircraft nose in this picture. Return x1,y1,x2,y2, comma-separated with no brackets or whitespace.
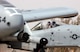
8,14,24,30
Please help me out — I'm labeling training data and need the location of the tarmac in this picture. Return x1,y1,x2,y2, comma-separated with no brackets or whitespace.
1,44,80,52
0,44,31,52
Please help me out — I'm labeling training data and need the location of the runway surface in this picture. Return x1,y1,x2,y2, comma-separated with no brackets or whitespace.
1,44,80,52
0,44,31,52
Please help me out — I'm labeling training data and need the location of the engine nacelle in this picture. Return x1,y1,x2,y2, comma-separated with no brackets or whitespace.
29,37,48,46
17,31,29,42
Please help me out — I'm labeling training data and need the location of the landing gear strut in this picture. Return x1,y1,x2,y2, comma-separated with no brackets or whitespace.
33,44,45,52
33,38,48,52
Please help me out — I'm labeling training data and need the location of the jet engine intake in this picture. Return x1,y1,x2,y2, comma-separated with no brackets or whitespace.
17,31,29,42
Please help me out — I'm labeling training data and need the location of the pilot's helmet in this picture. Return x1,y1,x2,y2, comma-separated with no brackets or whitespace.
52,21,56,25
48,21,51,25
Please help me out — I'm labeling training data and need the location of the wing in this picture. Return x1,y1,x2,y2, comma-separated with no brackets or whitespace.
22,7,78,22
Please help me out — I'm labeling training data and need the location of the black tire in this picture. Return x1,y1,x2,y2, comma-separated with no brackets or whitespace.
39,48,45,52
33,49,38,52
33,48,45,52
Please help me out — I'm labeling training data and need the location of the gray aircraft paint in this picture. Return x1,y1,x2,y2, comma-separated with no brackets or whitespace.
22,7,78,22
0,5,24,38
31,25,80,47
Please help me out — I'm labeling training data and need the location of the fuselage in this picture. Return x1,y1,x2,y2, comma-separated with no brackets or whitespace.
0,5,24,38
32,25,80,47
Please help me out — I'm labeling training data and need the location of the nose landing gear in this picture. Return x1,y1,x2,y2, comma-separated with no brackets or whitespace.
33,44,45,52
33,38,48,52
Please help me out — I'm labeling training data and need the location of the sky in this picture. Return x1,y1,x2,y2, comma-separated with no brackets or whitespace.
7,0,80,12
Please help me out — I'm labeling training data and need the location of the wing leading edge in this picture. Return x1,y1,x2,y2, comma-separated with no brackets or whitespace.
22,7,78,22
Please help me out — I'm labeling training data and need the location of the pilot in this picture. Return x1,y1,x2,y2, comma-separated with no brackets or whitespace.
52,21,60,28
46,21,52,28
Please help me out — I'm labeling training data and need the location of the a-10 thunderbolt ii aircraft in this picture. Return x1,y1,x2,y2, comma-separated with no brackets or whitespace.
0,0,79,52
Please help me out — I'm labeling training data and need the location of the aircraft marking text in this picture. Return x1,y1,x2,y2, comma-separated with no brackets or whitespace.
0,17,6,23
